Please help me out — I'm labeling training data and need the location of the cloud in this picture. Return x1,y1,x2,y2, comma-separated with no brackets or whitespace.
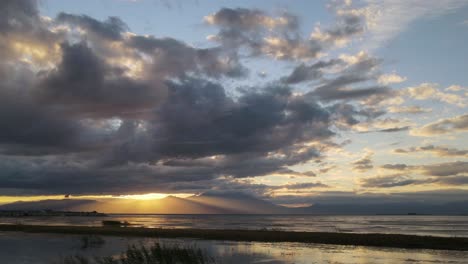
277,182,328,190
404,83,466,107
56,13,128,41
435,176,468,186
353,117,412,133
394,145,468,157
361,174,468,188
381,164,409,171
360,174,430,188
381,161,468,177
310,52,391,101
352,150,373,172
36,42,166,118
311,0,367,47
0,0,39,33
206,2,367,60
377,73,406,85
281,59,343,84
204,8,320,60
0,1,461,198
128,35,248,79
362,0,468,50
387,105,431,114
271,189,468,207
410,114,468,136
421,161,468,177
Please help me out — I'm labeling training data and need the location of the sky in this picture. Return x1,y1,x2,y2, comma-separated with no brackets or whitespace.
0,0,467,208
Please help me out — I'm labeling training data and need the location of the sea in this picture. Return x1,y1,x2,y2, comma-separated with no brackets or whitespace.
1,214,468,237
1,215,468,263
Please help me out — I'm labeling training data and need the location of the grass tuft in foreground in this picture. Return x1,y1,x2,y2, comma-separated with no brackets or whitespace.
58,243,216,264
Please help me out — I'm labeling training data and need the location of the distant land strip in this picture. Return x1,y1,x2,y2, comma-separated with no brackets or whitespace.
1,224,467,251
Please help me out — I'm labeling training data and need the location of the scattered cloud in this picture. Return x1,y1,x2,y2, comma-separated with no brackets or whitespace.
410,114,468,136
360,174,431,188
404,83,466,107
352,150,374,172
394,145,468,157
377,73,406,85
381,161,468,177
353,118,412,133
387,105,431,114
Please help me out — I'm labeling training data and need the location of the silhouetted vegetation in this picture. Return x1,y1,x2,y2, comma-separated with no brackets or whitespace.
57,243,215,264
2,224,468,251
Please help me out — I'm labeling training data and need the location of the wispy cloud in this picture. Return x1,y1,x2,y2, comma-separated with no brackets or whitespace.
410,114,468,136
363,0,468,50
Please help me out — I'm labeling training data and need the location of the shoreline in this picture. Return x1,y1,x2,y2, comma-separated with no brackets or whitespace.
1,224,468,251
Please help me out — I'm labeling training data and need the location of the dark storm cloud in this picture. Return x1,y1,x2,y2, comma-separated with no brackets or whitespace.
0,0,38,33
37,42,164,118
141,79,329,158
0,1,414,197
56,13,128,41
0,90,79,149
106,78,332,168
0,0,62,63
0,72,335,195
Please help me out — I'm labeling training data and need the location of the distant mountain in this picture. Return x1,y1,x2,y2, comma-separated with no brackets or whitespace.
1,194,467,215
300,201,468,215
187,191,290,214
0,192,294,214
0,199,96,211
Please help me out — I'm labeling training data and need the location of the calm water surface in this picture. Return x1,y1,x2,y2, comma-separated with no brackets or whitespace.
1,214,468,237
1,232,467,264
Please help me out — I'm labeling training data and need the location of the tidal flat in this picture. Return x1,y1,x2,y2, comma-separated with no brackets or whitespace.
1,224,468,251
1,231,468,264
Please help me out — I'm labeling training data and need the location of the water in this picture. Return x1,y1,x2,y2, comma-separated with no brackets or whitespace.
1,232,467,264
1,214,468,237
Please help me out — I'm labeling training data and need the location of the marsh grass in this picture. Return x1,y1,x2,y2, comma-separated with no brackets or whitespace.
57,243,216,264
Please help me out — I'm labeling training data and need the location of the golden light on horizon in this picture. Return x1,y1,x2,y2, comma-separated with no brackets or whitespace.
0,193,195,205
116,193,169,200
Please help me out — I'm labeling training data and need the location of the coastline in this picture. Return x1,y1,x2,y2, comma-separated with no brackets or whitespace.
1,224,467,251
